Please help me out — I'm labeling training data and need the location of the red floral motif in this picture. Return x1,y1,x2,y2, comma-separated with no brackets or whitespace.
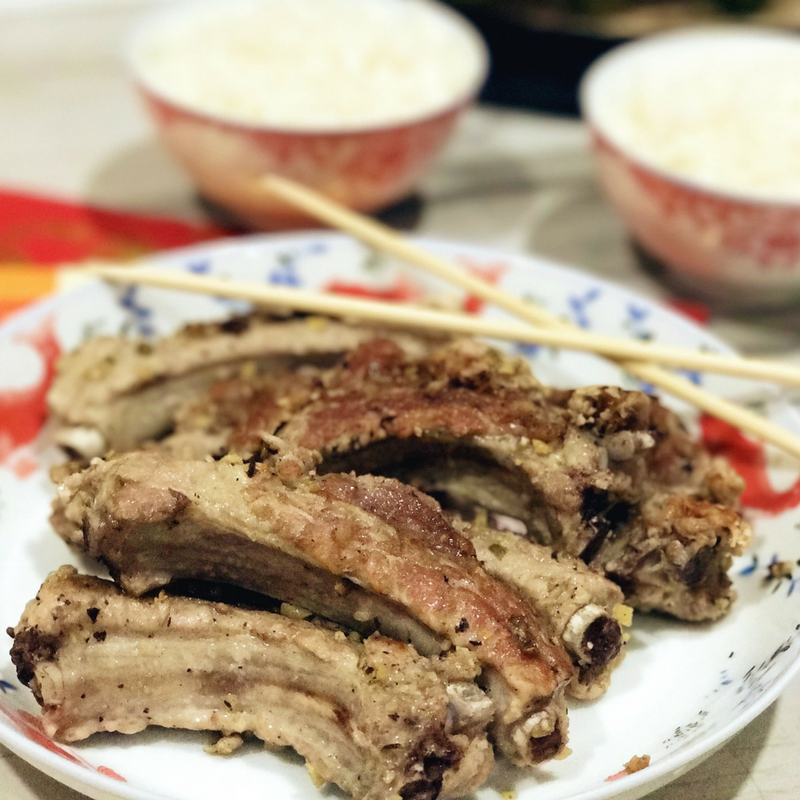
594,134,800,272
700,414,800,513
324,275,424,302
455,257,508,314
10,454,39,480
635,169,800,270
666,299,711,326
4,709,85,767
97,765,127,782
144,92,464,229
0,316,61,469
324,257,507,313
0,703,126,782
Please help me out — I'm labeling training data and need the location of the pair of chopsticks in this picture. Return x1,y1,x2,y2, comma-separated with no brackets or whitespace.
87,173,800,461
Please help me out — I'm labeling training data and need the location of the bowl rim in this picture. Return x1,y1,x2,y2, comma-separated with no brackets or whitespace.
133,80,474,141
578,24,800,210
126,0,490,137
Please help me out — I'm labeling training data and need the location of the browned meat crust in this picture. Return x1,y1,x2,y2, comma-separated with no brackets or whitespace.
230,337,560,456
187,338,750,621
552,387,751,621
47,312,442,459
454,512,628,700
51,449,575,766
9,566,494,800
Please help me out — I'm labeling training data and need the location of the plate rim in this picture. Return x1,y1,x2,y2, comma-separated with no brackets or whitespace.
1,231,799,800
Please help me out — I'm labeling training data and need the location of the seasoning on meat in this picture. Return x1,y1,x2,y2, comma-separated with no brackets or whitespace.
47,312,444,459
14,314,753,800
51,447,575,766
190,338,750,621
455,512,628,699
10,566,494,800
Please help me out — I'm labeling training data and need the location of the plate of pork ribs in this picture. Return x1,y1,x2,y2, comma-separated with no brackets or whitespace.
1,232,799,800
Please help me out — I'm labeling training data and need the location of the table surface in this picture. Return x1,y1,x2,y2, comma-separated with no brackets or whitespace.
2,3,799,800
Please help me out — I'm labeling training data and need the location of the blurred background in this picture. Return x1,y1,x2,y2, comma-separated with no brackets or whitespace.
444,0,800,114
2,3,800,800
3,0,800,336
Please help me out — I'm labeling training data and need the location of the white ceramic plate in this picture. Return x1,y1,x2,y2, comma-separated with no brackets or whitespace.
1,233,799,800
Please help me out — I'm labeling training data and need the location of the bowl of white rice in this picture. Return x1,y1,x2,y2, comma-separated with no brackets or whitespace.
580,27,800,306
129,0,488,230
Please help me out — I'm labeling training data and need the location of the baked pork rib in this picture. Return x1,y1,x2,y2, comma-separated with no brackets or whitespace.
182,338,751,622
51,448,575,766
47,312,440,459
454,512,629,700
9,567,494,800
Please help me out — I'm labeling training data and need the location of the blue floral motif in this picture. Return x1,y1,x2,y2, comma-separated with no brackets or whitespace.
268,254,302,287
568,287,602,329
118,286,154,336
625,303,652,339
0,680,16,694
738,552,800,597
638,381,656,395
187,260,211,274
676,369,703,386
739,555,759,576
515,343,540,359
627,303,649,322
621,303,704,386
664,626,798,749
304,240,328,256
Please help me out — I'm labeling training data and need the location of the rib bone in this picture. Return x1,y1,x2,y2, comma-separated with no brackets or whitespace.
456,514,628,700
9,566,494,800
48,313,440,458
51,449,574,766
206,338,750,621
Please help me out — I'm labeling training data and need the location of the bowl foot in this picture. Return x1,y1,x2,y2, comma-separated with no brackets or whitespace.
631,239,800,312
197,192,424,234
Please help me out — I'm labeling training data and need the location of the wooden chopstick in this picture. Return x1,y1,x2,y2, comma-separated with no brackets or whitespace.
258,173,800,461
89,263,800,389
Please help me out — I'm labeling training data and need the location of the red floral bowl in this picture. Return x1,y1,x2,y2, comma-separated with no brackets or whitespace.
580,28,800,307
128,0,488,231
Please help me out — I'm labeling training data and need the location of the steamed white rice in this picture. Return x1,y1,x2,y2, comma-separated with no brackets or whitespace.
132,0,486,131
586,29,800,202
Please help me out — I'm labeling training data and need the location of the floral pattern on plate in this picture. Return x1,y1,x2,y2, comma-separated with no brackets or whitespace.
0,700,125,783
0,232,799,800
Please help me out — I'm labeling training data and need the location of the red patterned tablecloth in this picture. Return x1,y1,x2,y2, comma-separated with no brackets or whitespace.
0,189,234,319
